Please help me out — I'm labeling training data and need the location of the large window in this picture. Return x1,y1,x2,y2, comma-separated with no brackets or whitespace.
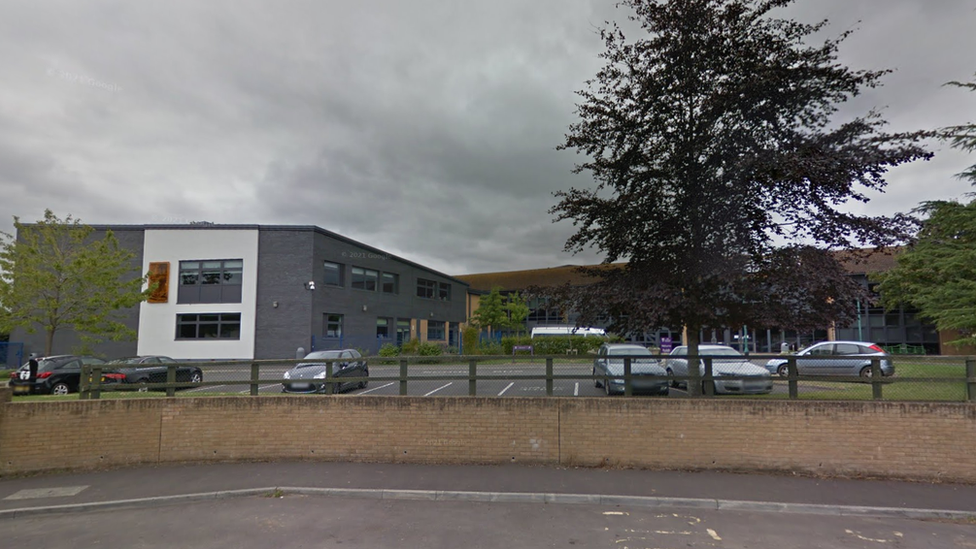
178,259,243,304
176,313,241,340
427,320,445,341
417,278,437,299
324,314,343,338
382,272,399,294
324,262,343,287
438,282,451,301
351,267,379,291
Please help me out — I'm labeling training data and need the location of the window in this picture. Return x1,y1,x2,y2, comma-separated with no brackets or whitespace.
176,313,241,340
352,267,379,291
178,260,243,304
396,319,411,344
382,272,399,294
324,261,343,286
324,314,343,338
417,278,436,299
376,318,390,338
438,282,451,301
427,320,445,340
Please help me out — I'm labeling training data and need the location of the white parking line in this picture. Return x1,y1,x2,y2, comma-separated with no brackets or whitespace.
238,384,281,394
424,383,452,396
574,382,579,396
498,382,515,396
358,382,395,395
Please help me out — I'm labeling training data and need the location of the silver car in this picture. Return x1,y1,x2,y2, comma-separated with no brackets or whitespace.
282,349,368,394
765,341,894,378
593,344,669,396
665,345,773,395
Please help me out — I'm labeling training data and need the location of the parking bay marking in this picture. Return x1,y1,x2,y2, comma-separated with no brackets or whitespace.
424,383,452,396
498,382,515,396
358,382,395,395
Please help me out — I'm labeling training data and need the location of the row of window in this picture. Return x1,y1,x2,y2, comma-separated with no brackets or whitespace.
324,314,447,341
325,261,451,301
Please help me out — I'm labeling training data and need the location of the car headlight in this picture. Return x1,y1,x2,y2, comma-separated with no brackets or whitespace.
313,372,327,379
283,371,291,379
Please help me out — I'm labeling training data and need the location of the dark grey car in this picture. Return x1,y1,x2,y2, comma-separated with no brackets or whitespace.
593,344,669,396
282,349,368,394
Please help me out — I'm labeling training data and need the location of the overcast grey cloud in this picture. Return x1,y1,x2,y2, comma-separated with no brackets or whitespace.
1,0,974,275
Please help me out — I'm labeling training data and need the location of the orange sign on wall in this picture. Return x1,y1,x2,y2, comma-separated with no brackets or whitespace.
148,262,170,303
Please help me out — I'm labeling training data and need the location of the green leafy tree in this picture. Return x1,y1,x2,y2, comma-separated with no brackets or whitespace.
504,292,530,335
470,287,507,337
547,0,930,394
0,210,149,355
875,74,976,347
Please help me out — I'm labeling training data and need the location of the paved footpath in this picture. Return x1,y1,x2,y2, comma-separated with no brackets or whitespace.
1,463,975,548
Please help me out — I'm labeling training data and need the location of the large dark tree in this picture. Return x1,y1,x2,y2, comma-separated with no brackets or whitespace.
548,0,930,391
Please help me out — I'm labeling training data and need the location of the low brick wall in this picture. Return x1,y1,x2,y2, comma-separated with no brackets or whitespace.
1,389,974,482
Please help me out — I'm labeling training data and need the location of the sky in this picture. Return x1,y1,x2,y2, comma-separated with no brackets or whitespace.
1,0,974,276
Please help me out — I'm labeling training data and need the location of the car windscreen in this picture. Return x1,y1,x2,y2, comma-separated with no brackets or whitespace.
108,357,143,364
705,349,743,357
304,351,342,360
608,349,653,357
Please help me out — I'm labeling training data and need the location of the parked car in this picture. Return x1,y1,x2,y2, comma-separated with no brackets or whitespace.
765,341,894,378
104,356,203,389
593,343,669,396
665,345,773,395
282,349,368,394
8,355,108,395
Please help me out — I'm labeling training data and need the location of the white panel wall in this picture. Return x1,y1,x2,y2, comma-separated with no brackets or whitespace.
137,229,259,359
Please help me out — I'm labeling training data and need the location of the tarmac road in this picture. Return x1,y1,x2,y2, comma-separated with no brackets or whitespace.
2,461,976,549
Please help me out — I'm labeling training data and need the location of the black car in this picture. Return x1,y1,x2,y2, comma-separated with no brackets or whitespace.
104,356,203,389
9,355,108,396
282,349,368,394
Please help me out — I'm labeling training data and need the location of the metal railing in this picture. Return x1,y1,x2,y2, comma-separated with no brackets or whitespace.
65,354,976,402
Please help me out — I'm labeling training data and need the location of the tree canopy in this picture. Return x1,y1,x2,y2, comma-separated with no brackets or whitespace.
0,210,149,355
547,0,930,372
875,74,976,347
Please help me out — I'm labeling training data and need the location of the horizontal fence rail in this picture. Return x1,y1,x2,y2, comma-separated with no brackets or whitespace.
41,354,976,403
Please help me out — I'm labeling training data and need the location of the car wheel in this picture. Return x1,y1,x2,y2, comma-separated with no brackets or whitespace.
776,364,789,377
137,378,150,392
593,368,602,388
51,382,71,396
859,366,873,379
659,387,670,397
604,378,613,396
190,371,203,384
666,368,677,388
359,368,368,389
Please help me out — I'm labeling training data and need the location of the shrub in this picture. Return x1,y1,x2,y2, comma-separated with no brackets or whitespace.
478,341,504,355
400,338,420,355
416,341,444,364
462,326,479,355
378,343,400,357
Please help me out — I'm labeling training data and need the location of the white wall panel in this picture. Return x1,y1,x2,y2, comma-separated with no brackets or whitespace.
137,230,259,359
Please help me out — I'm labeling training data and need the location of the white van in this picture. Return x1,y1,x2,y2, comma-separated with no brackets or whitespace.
530,326,606,338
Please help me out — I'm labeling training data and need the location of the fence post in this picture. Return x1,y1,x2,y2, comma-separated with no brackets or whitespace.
787,357,798,400
90,366,102,400
546,357,554,396
399,358,408,396
325,361,334,394
166,365,176,397
469,359,477,396
250,362,260,396
79,365,91,400
966,358,975,403
702,357,714,397
871,358,883,400
623,357,633,397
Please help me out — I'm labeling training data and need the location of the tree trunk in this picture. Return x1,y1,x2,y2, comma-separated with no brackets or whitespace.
686,325,701,397
45,328,55,356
